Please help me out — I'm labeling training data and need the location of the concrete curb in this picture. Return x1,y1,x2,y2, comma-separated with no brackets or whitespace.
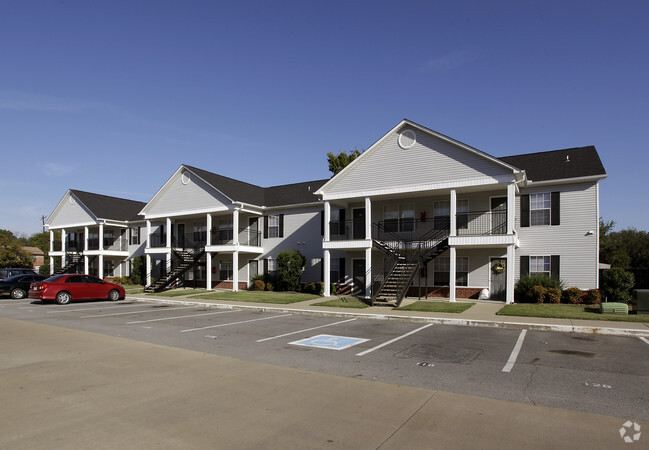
128,296,649,338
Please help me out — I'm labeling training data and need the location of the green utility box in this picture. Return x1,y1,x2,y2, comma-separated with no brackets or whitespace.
600,302,628,315
633,289,649,315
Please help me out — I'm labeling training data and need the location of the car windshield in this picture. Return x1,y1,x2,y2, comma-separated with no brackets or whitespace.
2,274,28,282
44,275,66,282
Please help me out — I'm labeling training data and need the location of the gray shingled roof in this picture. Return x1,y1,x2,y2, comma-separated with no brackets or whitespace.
70,190,147,221
185,165,327,207
499,146,606,182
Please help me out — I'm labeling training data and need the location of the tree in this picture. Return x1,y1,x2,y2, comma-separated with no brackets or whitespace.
0,229,33,268
276,249,306,291
327,149,362,176
131,255,146,285
600,218,649,269
601,267,635,303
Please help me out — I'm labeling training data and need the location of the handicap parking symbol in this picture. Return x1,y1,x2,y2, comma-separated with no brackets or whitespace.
289,334,369,350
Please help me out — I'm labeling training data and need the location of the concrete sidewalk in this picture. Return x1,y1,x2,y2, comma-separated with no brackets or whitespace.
128,293,649,337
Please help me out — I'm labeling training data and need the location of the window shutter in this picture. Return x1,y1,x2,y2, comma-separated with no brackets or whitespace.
551,255,560,279
520,256,529,277
339,209,346,235
279,214,284,238
551,192,560,226
320,211,324,236
320,258,324,282
520,195,530,227
263,216,268,239
339,257,346,284
264,258,269,275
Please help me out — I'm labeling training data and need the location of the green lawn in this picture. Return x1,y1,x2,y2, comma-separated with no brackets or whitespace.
311,297,370,309
188,291,319,304
121,285,144,294
395,301,475,313
497,304,649,323
145,289,207,297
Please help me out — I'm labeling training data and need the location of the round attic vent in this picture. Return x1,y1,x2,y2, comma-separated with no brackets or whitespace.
69,196,75,205
181,171,191,185
398,129,416,149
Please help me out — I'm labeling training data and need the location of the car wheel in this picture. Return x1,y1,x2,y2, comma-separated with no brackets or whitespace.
108,289,120,301
10,288,26,299
56,291,72,305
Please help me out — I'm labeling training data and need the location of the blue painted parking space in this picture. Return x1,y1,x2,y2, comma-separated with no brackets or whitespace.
289,334,369,350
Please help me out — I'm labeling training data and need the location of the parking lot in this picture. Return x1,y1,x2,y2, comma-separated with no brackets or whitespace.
2,298,648,422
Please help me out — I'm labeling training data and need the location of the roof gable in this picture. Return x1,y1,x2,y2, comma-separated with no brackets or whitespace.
47,190,145,227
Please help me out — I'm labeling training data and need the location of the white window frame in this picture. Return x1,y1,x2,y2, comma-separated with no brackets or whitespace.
530,193,551,226
268,215,280,238
530,256,551,277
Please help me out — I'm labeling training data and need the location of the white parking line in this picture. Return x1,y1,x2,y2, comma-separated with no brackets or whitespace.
256,318,357,342
47,303,144,313
127,309,237,324
502,329,527,373
180,314,293,333
640,337,649,345
80,306,200,318
355,323,433,356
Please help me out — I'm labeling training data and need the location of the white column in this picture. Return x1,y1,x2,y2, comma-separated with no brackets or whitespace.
450,189,457,237
98,223,104,250
61,228,67,267
98,255,104,279
166,253,172,275
146,255,152,286
506,244,515,304
232,252,239,291
324,201,330,241
365,197,372,239
233,209,239,245
166,218,172,248
84,256,89,274
206,214,212,246
49,256,54,275
449,246,456,302
49,230,54,253
206,252,212,290
507,182,515,234
365,247,372,299
146,220,151,248
323,249,331,296
84,226,89,252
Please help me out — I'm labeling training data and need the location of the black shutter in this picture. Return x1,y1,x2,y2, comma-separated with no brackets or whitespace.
278,214,284,238
339,257,345,284
551,255,560,279
551,192,560,226
264,259,269,275
320,211,324,236
521,195,530,227
263,216,268,239
520,256,529,277
320,258,324,282
339,209,346,236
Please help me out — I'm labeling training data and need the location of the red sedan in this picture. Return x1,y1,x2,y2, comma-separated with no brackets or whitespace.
29,274,126,305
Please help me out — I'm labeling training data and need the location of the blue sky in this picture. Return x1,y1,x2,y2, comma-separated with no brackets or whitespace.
1,0,647,235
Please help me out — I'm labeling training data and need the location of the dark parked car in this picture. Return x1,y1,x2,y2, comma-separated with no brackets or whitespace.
0,274,48,299
29,274,126,305
0,268,37,280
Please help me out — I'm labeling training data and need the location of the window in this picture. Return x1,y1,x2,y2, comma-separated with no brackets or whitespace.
266,215,281,238
217,220,233,243
103,230,115,248
530,193,551,226
195,262,206,281
434,200,468,230
433,256,469,286
457,200,469,230
104,261,115,277
129,227,140,245
383,204,414,232
193,222,207,242
330,259,339,284
530,256,551,277
219,260,233,281
249,260,259,280
266,258,277,275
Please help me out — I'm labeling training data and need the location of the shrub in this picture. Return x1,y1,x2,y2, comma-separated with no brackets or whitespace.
583,289,601,305
265,282,274,291
601,268,634,304
528,285,547,304
546,288,561,304
277,250,306,291
131,255,145,285
314,282,324,295
112,276,133,285
561,287,583,304
252,279,265,291
515,274,564,302
330,283,337,295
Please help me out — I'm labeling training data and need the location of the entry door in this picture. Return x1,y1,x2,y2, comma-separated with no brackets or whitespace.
249,218,259,246
490,197,507,234
352,259,365,296
490,257,507,300
353,208,365,240
177,224,185,248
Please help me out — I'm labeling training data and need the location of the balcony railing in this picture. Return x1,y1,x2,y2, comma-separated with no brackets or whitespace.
329,211,508,242
149,233,168,248
210,228,262,247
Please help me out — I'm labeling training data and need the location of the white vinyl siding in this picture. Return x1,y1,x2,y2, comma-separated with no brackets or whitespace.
48,194,95,227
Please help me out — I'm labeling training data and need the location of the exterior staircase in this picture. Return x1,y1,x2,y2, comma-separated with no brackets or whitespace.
55,252,85,275
371,220,450,307
144,235,206,293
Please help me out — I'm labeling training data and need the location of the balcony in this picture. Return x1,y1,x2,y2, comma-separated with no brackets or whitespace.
210,227,262,247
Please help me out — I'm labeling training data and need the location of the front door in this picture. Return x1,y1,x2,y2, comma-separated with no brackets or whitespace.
490,257,507,300
353,208,365,240
490,197,507,234
177,224,185,248
352,259,365,296
249,218,259,246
